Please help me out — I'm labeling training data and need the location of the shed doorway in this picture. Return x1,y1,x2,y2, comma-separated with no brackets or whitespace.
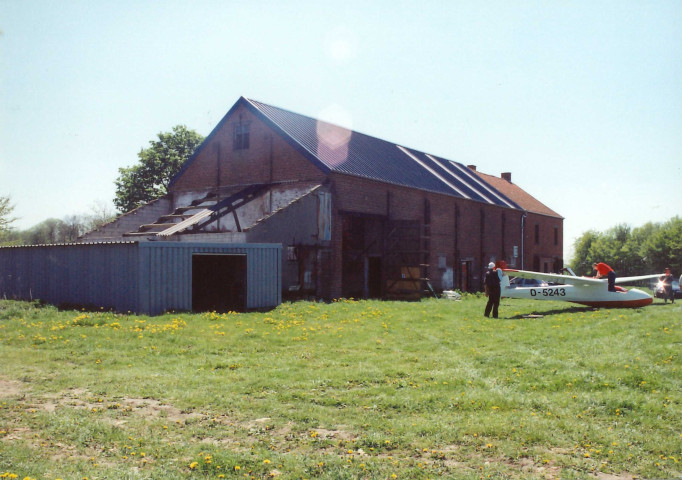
192,254,246,312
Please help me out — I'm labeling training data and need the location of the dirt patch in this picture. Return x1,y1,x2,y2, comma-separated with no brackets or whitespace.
595,473,634,480
0,378,23,398
38,388,206,424
310,427,357,441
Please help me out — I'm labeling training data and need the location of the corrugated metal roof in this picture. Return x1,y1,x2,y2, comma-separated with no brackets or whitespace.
246,98,521,209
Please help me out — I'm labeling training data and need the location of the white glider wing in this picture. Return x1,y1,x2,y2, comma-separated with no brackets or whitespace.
502,269,602,287
503,269,664,286
616,273,663,284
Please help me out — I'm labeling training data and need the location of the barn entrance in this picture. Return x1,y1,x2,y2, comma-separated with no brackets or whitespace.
192,254,246,312
341,214,384,299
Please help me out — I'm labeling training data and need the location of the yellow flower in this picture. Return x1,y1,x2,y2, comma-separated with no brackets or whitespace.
234,466,241,471
189,461,198,469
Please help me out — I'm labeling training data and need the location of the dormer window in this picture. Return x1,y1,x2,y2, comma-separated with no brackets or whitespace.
233,122,250,151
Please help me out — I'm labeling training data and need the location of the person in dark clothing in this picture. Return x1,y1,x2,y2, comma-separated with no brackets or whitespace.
660,267,674,304
484,262,501,318
593,262,616,292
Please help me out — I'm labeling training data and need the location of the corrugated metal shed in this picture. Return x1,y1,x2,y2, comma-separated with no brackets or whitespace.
0,242,281,315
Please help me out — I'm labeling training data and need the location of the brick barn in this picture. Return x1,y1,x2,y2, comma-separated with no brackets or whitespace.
83,97,563,300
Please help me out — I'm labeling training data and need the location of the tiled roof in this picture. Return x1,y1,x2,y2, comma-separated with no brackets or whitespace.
473,171,562,218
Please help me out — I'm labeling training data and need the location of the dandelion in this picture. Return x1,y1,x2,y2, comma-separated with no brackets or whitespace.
189,462,198,469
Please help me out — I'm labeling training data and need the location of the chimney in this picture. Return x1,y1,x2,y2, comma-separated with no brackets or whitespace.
501,172,512,182
467,165,477,171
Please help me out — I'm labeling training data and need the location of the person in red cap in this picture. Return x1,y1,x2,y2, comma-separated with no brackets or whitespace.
592,262,616,292
660,267,674,304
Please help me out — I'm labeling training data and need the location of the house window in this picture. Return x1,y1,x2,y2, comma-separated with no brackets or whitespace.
233,122,250,151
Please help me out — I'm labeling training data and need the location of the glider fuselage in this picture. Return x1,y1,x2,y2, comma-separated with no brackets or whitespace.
500,268,658,308
502,283,653,308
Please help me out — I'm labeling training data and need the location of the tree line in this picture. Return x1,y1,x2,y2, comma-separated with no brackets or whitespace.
0,200,115,246
569,216,681,277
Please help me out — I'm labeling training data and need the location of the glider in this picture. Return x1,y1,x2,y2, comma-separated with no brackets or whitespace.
500,268,662,308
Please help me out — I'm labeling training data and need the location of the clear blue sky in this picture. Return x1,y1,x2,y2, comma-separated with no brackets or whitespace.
1,0,681,260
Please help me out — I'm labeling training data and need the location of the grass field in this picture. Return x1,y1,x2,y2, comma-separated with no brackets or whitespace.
0,295,680,480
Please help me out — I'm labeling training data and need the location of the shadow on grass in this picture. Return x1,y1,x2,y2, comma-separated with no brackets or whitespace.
503,301,675,319
647,301,678,307
504,305,596,319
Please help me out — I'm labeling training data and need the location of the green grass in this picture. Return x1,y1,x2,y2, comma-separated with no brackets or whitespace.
0,295,680,480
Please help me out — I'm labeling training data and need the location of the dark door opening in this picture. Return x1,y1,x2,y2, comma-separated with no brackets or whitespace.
460,261,471,292
368,256,382,298
192,254,246,312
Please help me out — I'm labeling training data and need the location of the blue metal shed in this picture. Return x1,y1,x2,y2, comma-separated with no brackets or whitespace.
0,241,281,315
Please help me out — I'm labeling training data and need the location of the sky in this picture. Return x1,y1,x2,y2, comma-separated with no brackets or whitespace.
1,0,681,261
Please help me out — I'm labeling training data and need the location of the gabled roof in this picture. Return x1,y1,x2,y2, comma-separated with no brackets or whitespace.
473,171,563,218
170,97,525,209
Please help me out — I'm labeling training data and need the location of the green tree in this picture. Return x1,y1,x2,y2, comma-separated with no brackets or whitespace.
571,216,681,277
0,195,17,234
114,125,204,213
22,218,63,245
622,222,660,275
570,230,600,275
641,216,682,274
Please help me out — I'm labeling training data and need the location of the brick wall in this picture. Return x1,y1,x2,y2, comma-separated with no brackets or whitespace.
170,105,326,193
524,212,563,271
329,174,529,291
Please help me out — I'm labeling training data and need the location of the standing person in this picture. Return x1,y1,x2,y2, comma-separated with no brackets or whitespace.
593,262,616,292
660,267,674,304
484,262,501,318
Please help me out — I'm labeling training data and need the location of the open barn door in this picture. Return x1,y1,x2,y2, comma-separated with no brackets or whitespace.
192,254,246,312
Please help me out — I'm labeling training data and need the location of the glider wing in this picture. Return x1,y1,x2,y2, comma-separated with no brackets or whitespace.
502,269,602,287
615,273,664,284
